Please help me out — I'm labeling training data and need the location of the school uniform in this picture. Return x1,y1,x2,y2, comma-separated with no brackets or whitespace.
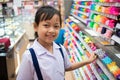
16,39,72,80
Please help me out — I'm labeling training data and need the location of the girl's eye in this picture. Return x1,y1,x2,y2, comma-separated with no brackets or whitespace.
44,24,49,27
54,25,60,28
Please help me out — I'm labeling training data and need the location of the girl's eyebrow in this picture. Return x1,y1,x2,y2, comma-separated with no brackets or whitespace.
44,21,50,24
55,23,60,25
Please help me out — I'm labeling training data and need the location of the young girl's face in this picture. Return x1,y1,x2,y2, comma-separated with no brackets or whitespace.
34,14,61,44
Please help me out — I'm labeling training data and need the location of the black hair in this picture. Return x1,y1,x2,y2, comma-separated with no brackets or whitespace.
34,5,62,38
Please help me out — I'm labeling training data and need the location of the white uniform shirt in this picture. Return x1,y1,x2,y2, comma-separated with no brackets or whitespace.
17,39,71,80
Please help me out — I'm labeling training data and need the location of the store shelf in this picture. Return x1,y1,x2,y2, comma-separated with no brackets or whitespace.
72,18,120,67
71,13,87,24
65,27,94,80
73,70,83,80
66,21,115,80
66,26,107,80
67,46,87,80
66,22,102,80
73,0,92,1
68,0,120,79
66,26,95,79
74,4,90,9
71,9,89,17
94,2,120,7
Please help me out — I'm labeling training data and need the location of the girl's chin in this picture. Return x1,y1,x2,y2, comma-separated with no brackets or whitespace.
46,40,53,44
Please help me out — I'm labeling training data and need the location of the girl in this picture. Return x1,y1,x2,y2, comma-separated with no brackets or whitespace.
17,5,97,80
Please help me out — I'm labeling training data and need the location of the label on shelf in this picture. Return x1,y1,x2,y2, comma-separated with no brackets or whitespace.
84,29,99,36
111,35,120,44
115,54,120,59
116,23,120,29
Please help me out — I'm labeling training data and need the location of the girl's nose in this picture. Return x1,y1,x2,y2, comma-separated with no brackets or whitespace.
49,27,55,32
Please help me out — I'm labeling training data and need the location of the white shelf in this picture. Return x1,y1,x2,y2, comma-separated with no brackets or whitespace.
71,9,89,17
74,4,90,9
71,13,87,24
69,16,80,24
91,10,117,20
94,2,120,7
73,0,92,1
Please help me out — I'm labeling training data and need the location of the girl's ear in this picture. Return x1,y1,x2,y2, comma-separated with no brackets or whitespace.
33,22,38,32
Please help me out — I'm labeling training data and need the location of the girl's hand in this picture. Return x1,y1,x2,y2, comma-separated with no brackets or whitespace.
88,53,97,63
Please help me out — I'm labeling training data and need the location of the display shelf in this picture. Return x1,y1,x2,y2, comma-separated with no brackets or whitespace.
74,16,120,60
0,0,9,3
93,2,120,7
68,0,120,79
66,21,103,80
73,70,83,80
0,31,29,80
9,30,26,48
71,9,89,17
67,46,87,80
66,20,116,80
73,0,92,1
66,32,91,80
66,26,104,79
91,10,117,20
86,24,114,46
77,19,120,65
94,40,120,64
74,19,120,79
0,10,30,80
65,27,94,80
70,44,92,80
71,13,87,24
73,4,90,9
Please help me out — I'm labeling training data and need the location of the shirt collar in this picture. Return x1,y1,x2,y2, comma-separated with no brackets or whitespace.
31,39,60,56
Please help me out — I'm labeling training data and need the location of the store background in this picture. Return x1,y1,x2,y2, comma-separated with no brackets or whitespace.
0,0,120,80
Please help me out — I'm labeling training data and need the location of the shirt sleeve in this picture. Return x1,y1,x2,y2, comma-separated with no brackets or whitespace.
61,45,72,69
16,50,34,80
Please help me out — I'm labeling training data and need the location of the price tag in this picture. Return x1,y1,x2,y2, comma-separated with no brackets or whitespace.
116,23,120,29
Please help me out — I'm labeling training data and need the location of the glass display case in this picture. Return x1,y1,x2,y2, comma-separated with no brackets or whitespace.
0,15,29,80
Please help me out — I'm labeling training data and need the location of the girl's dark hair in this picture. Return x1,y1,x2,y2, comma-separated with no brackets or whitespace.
34,5,62,38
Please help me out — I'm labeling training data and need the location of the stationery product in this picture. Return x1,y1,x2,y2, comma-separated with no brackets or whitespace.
101,27,107,34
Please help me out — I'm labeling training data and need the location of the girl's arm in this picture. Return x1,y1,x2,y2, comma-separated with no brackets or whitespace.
65,53,97,71
16,51,33,80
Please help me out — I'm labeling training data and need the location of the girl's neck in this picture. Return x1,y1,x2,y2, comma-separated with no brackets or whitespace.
37,39,53,53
